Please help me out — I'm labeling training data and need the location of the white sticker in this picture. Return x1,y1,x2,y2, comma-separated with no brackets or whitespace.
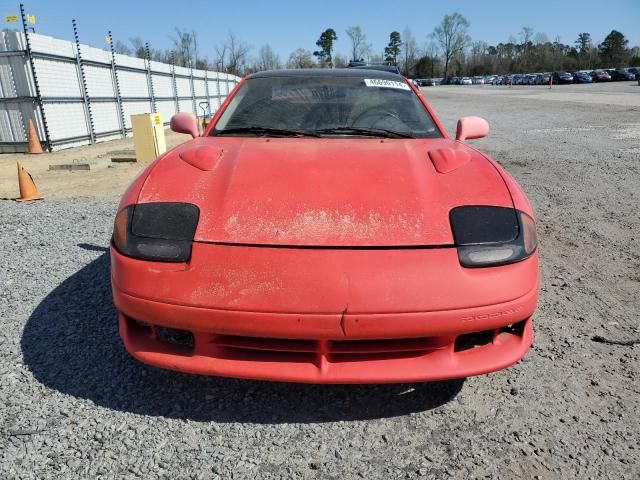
363,78,411,91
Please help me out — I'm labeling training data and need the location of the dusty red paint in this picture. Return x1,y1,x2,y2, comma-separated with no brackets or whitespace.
138,137,512,247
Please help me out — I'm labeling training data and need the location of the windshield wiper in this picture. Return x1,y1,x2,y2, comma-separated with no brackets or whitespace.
314,127,414,138
213,126,321,137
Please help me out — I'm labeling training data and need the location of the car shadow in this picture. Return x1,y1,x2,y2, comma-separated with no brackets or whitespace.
21,250,464,424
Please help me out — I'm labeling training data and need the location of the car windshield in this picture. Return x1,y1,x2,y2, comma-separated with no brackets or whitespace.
210,75,440,139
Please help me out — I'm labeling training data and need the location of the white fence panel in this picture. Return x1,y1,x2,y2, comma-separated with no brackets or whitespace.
29,34,75,57
193,78,206,97
85,66,115,97
122,101,153,129
81,45,112,64
155,100,176,124
0,31,240,151
118,70,149,98
45,102,88,141
152,74,173,97
33,58,81,97
175,77,191,97
91,102,120,134
178,99,195,115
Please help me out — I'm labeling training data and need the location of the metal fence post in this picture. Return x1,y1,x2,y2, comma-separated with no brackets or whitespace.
108,31,126,137
189,60,196,115
72,19,95,144
171,53,179,113
203,69,211,118
145,42,156,113
216,72,222,108
20,3,51,151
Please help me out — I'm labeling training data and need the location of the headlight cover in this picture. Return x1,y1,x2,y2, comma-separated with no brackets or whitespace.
113,202,200,262
450,206,537,268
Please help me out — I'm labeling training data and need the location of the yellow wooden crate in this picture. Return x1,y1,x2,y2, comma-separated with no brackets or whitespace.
131,113,167,163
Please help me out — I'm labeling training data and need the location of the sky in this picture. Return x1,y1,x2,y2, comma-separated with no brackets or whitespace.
4,0,639,61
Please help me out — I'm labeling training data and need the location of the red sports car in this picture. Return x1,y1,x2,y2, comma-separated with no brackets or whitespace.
111,69,539,383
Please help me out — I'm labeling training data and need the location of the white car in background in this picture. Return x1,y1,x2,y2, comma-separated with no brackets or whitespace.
472,76,485,84
460,77,473,85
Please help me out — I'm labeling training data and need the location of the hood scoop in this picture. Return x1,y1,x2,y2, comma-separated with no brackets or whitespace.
179,145,224,171
429,148,471,174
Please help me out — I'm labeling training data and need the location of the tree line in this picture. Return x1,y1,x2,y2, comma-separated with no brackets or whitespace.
112,14,639,78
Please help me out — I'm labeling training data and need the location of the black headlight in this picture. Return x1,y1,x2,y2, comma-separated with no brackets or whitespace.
450,206,537,268
113,202,200,262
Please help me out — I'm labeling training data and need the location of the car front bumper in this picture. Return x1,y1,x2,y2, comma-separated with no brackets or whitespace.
111,243,539,383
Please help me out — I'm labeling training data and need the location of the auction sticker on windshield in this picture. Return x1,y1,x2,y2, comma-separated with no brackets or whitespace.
363,78,411,91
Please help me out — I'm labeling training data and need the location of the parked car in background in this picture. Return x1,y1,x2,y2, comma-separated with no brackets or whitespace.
551,71,574,84
572,71,593,84
526,74,537,85
590,69,611,82
424,78,439,86
609,69,636,81
626,67,640,77
536,73,551,85
472,76,485,84
458,77,470,85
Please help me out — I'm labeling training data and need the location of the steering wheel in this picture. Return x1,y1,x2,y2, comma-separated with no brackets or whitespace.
351,108,403,129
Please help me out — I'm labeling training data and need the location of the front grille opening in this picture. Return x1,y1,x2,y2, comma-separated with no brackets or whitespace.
454,329,494,352
329,337,444,354
156,326,195,349
213,335,316,352
499,320,526,337
127,316,152,334
330,350,426,363
213,346,316,364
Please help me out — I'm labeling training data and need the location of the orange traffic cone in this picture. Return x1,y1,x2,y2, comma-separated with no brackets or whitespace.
16,162,43,202
27,119,44,154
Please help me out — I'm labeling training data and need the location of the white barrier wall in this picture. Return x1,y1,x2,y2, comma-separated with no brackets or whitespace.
0,31,240,152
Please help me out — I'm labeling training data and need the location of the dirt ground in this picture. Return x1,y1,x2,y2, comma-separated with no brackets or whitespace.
1,81,639,479
0,131,191,200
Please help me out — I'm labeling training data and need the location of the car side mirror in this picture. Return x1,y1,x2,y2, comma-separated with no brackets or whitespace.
455,116,489,141
170,113,200,138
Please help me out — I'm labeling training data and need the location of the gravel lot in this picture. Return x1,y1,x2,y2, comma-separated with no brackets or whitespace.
1,83,639,479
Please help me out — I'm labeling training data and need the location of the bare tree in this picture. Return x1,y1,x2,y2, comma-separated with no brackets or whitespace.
333,53,348,68
400,27,418,75
345,26,370,62
519,27,534,71
195,58,209,70
287,48,315,68
433,12,471,78
113,40,131,55
170,28,198,67
214,43,228,71
533,32,549,45
369,52,383,64
225,32,251,75
425,35,439,78
129,36,146,58
254,44,282,71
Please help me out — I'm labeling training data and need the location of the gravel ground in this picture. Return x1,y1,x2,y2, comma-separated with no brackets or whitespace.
1,83,639,479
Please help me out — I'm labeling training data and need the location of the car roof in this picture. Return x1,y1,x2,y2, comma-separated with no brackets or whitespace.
349,64,401,74
247,68,403,80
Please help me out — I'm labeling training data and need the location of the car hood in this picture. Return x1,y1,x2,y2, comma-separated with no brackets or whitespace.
138,137,513,247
